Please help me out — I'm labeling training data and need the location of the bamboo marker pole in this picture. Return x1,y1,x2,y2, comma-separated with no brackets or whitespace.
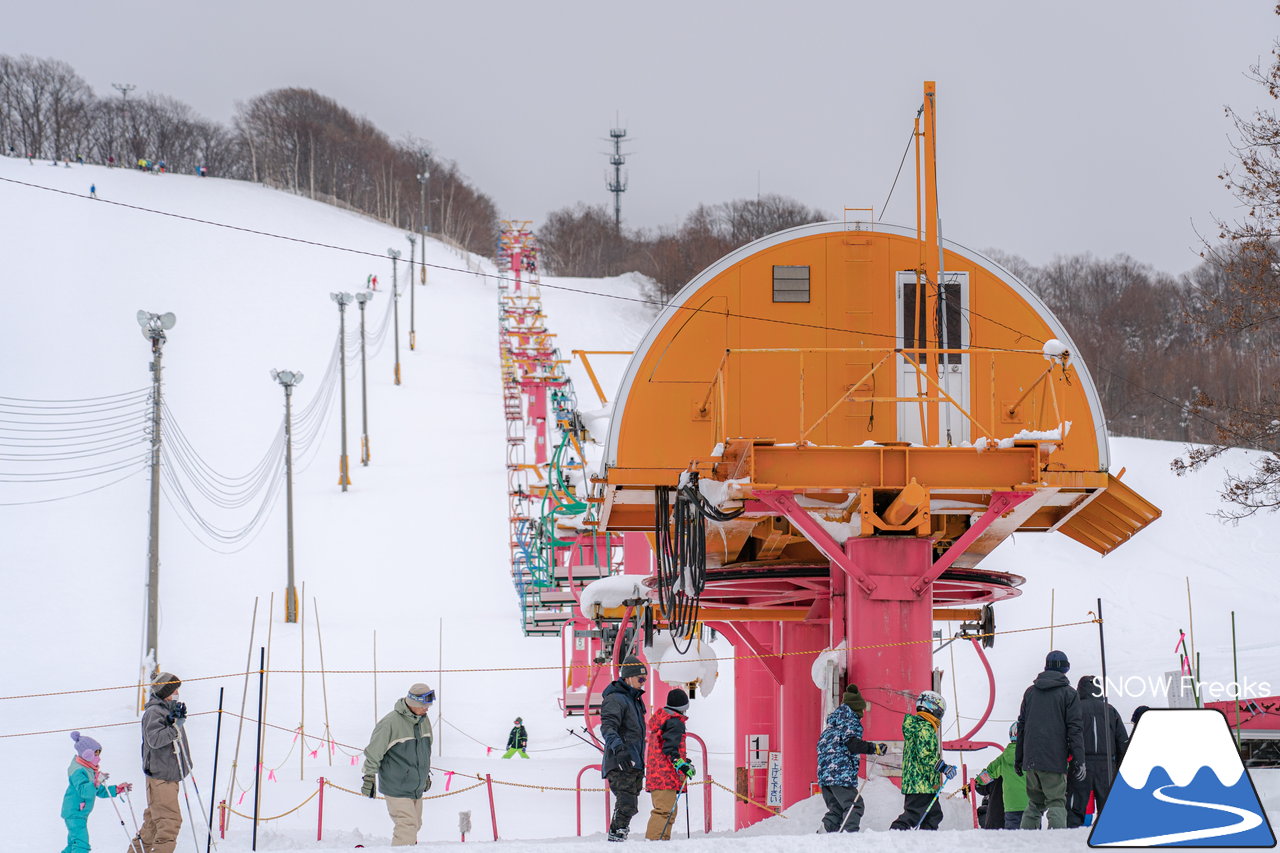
315,597,333,766
438,617,444,756
1049,588,1056,649
264,592,275,753
226,597,259,823
1232,611,1242,749
373,629,379,724
300,580,306,781
1187,578,1198,682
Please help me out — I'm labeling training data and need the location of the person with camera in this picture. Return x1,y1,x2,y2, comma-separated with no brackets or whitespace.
126,671,192,853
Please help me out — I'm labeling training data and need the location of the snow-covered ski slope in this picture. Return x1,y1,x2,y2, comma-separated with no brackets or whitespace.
1,157,1275,850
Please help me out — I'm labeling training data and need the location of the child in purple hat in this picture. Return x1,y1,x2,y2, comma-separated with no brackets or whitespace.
61,731,132,852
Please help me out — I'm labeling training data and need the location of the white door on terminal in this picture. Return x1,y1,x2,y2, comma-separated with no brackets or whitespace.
895,271,970,446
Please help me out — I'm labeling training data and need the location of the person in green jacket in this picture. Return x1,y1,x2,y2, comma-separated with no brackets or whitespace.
61,731,132,853
889,690,956,830
973,722,1027,829
362,683,435,846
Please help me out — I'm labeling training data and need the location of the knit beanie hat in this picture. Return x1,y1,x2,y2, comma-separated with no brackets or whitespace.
843,684,867,712
153,672,181,700
665,688,690,714
71,731,102,764
1045,651,1070,673
405,682,434,710
620,656,648,680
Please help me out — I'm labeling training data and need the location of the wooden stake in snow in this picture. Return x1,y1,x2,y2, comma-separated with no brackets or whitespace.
225,596,259,825
300,580,306,781
314,597,333,766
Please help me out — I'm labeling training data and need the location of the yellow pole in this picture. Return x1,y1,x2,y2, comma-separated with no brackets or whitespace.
922,81,941,446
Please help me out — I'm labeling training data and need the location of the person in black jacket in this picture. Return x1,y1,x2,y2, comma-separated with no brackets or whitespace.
1015,650,1085,829
1068,676,1129,827
600,656,648,842
503,717,529,759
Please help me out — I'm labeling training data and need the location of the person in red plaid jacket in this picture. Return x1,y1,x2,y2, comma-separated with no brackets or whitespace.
644,689,696,840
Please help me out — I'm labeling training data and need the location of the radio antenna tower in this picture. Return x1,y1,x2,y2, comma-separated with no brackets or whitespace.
606,120,628,230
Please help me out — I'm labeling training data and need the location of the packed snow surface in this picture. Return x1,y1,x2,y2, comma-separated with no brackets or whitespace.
1,157,1278,850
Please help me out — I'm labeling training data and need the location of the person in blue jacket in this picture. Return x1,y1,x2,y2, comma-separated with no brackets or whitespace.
816,684,888,832
61,731,132,852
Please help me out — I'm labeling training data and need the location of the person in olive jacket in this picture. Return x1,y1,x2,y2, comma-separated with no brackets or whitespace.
1015,651,1085,829
1067,675,1129,827
362,683,435,846
600,656,648,842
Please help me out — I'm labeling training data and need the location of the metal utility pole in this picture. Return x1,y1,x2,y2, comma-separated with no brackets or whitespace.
406,234,417,351
272,370,304,622
388,249,402,386
606,124,628,230
330,292,354,490
136,310,175,675
354,291,374,464
416,169,429,286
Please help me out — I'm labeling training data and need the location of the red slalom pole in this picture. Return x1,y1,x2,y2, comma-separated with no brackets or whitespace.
218,801,226,839
316,778,325,841
485,774,499,840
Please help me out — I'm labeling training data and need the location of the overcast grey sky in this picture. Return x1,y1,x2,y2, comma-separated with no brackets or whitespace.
5,1,1276,274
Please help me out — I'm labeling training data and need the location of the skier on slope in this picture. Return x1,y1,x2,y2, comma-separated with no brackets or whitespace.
600,656,648,842
127,672,192,853
1067,675,1129,827
61,731,132,853
889,690,956,830
644,688,696,840
502,717,529,759
816,683,887,832
1015,650,1085,829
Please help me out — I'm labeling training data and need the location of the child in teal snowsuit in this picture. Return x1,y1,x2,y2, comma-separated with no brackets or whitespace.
61,731,132,853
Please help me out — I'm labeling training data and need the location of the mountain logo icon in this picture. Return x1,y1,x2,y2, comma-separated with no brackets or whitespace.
1089,709,1275,847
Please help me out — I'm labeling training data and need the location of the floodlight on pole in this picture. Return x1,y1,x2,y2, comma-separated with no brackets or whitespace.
330,292,354,490
406,234,417,351
354,290,374,464
388,249,402,386
271,368,304,623
136,309,175,682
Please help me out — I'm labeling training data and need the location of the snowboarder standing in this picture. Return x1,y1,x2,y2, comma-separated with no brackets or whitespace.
889,690,955,830
1067,675,1128,827
1015,650,1085,829
600,655,648,842
644,688,696,840
817,683,887,832
502,717,529,759
127,672,192,853
361,683,435,846
89,184,96,199
62,731,131,853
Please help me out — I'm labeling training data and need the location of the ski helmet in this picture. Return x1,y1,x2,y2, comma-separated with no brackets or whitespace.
917,690,946,717
1008,721,1019,742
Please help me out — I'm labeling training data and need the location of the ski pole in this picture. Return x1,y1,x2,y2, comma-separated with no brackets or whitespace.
836,753,881,833
123,790,143,842
175,739,206,852
108,787,136,846
175,734,219,848
912,781,946,830
684,785,691,838
658,776,688,840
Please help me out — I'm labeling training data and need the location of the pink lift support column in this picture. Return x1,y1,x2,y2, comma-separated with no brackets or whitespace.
715,622,782,829
841,537,936,745
779,621,824,806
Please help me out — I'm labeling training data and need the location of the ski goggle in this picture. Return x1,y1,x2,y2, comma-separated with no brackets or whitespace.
408,689,436,705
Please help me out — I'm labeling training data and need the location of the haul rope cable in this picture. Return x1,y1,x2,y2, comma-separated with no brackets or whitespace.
0,616,1099,703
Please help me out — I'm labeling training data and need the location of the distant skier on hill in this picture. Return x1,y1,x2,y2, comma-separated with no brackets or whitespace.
1067,675,1129,827
502,717,529,758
